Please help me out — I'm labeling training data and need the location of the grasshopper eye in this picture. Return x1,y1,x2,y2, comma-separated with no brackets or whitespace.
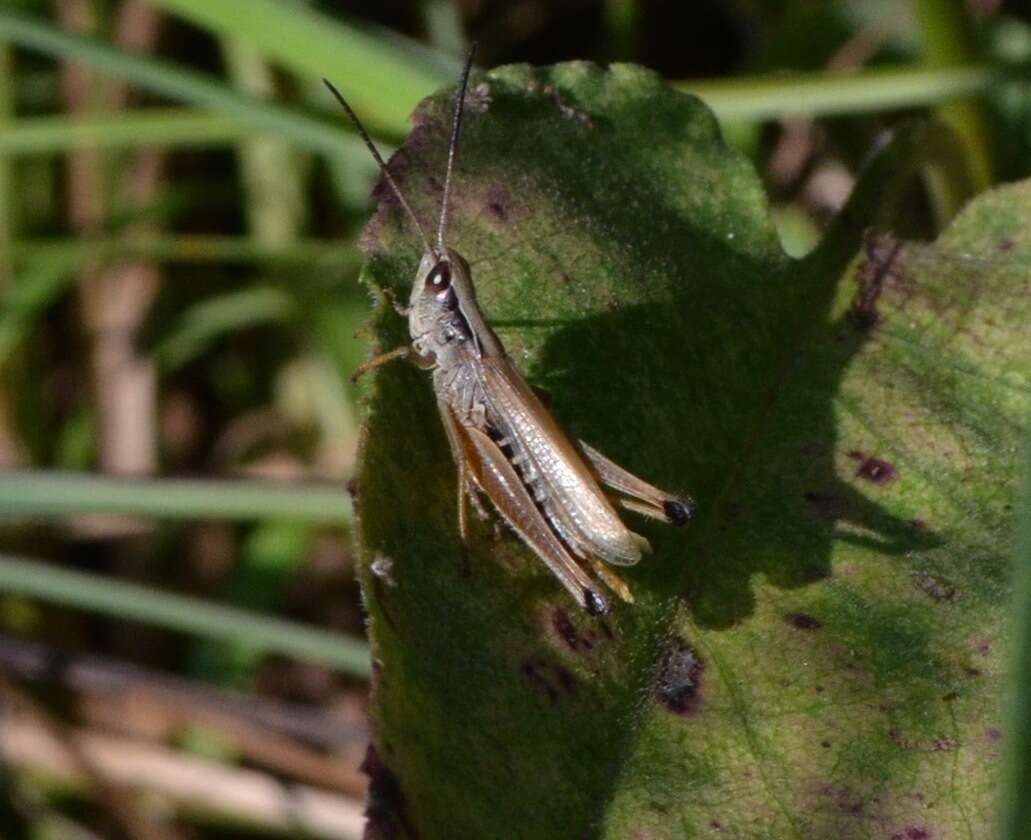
425,261,452,293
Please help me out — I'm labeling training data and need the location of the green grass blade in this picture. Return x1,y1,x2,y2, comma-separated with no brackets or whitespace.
146,0,452,136
142,0,1001,131
0,256,76,367
153,287,295,371
11,235,359,267
998,442,1031,840
916,0,995,190
423,0,466,55
681,63,997,120
0,109,248,154
0,553,369,677
0,10,1001,149
0,10,365,160
0,42,16,289
222,37,307,244
0,470,350,524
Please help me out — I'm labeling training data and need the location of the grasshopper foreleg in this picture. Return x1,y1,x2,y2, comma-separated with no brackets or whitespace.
350,345,435,383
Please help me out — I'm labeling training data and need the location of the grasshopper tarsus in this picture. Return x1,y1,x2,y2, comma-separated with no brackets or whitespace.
583,589,609,617
663,498,695,527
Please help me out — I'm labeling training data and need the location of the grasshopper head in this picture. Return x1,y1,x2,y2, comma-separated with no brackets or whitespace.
324,47,480,362
408,248,484,363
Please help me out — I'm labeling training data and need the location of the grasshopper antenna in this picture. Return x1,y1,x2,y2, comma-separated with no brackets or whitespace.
437,43,477,255
322,78,435,257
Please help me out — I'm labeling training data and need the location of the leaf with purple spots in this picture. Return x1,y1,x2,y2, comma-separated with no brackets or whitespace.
353,61,1030,838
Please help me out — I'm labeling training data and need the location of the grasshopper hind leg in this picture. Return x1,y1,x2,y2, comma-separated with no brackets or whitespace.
577,440,695,526
452,416,612,615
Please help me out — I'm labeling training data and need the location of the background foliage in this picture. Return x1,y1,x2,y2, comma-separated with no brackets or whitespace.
0,1,1028,838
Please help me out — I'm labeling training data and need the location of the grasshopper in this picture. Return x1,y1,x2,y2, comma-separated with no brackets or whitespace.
325,49,694,614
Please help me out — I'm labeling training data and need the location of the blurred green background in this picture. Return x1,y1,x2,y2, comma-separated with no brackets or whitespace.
0,0,1027,837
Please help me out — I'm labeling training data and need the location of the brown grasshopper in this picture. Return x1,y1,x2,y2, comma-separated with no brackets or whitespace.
325,49,693,614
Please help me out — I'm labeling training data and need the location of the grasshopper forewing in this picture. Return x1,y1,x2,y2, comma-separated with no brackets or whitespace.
325,48,694,614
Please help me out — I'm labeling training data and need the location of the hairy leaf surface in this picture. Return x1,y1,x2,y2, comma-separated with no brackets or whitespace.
354,62,1030,839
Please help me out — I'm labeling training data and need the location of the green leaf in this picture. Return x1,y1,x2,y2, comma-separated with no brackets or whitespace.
354,62,1030,837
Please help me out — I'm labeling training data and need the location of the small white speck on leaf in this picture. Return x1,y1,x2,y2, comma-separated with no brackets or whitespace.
371,554,397,587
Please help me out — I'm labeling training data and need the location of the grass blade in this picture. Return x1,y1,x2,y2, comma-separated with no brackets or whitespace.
998,442,1031,840
11,235,359,267
147,0,452,136
681,64,997,120
0,256,76,368
0,11,1000,148
0,470,350,524
0,10,366,161
153,287,295,371
0,109,248,154
0,553,369,677
916,0,994,189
